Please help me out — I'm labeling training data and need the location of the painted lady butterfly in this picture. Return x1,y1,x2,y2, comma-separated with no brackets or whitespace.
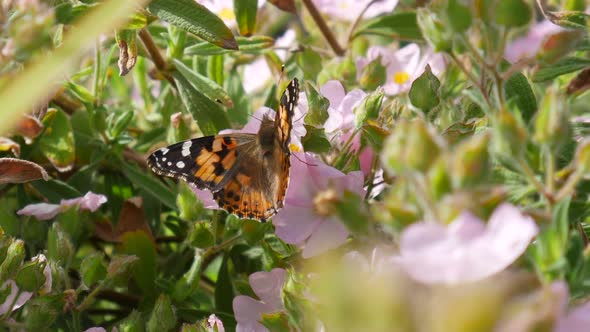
147,78,300,222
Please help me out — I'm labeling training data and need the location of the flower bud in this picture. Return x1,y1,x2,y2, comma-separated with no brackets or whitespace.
359,56,387,91
409,65,441,113
417,8,452,52
427,155,452,201
382,119,445,174
47,224,73,267
0,239,25,283
450,133,491,188
534,89,570,151
147,294,177,332
354,88,384,129
574,139,590,174
15,260,46,292
493,110,527,158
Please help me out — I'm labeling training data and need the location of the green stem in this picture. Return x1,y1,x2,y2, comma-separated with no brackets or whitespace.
448,52,492,109
517,157,553,204
555,169,584,202
545,146,556,196
300,0,345,56
76,282,105,312
92,39,102,106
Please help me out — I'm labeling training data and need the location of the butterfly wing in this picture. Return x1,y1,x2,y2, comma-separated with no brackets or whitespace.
147,134,256,191
275,78,299,208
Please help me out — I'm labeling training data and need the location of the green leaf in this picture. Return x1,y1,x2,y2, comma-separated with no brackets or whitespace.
172,71,230,135
447,0,472,32
547,10,589,29
260,312,291,332
533,57,590,82
188,222,215,248
296,48,322,81
31,179,81,203
234,0,258,36
215,253,234,314
107,254,139,279
209,55,225,86
80,252,107,287
303,82,329,127
120,231,157,298
409,64,441,113
108,110,135,139
173,59,233,108
302,126,331,153
494,0,532,28
353,12,423,41
504,71,537,122
121,162,177,210
39,108,76,172
241,219,271,245
184,36,274,56
225,69,251,125
147,294,177,332
148,0,238,50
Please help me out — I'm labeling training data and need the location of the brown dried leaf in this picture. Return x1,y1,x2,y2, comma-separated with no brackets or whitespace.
94,197,153,242
0,138,20,156
267,0,297,14
15,115,43,143
567,67,590,95
0,158,49,184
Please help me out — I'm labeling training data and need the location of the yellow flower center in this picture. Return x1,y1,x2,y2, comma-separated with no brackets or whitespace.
218,7,235,21
289,143,301,152
393,71,411,85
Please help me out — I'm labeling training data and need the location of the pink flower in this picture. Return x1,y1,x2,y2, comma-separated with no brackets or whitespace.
233,268,286,332
395,203,538,285
356,44,446,96
273,153,365,258
312,0,398,21
17,191,107,220
321,80,367,136
208,314,225,332
553,281,590,332
504,20,564,63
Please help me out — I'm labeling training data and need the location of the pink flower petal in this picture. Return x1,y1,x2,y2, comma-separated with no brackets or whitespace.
233,295,274,332
190,184,220,209
273,204,320,244
301,217,349,258
84,328,107,332
0,280,32,315
249,268,286,310
320,80,346,108
208,314,225,332
396,203,538,284
16,203,61,220
63,192,107,212
32,254,52,294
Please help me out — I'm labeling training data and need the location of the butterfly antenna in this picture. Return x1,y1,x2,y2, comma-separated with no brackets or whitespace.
292,152,317,167
276,64,286,98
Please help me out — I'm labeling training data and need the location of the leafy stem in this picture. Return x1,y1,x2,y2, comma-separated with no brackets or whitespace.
300,0,345,56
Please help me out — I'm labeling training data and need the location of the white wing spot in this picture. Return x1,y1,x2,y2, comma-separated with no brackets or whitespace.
176,161,185,169
181,141,192,157
161,148,170,155
162,157,167,162
167,162,172,166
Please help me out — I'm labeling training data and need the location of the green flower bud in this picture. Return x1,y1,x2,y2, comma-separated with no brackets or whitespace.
47,224,73,267
119,310,145,332
427,155,452,201
80,252,107,288
493,110,528,158
417,8,453,52
450,133,491,188
534,89,570,151
354,88,384,129
382,119,445,174
0,239,25,283
359,56,387,91
15,260,46,292
409,64,441,113
147,294,177,332
574,139,590,174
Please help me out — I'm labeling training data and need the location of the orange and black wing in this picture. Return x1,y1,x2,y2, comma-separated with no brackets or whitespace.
275,78,299,208
147,134,255,191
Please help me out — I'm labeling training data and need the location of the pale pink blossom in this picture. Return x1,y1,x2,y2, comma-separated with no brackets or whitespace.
356,44,445,96
313,0,398,21
233,268,286,332
273,153,365,258
554,281,590,332
504,20,564,63
395,203,538,285
208,314,225,332
17,191,107,220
